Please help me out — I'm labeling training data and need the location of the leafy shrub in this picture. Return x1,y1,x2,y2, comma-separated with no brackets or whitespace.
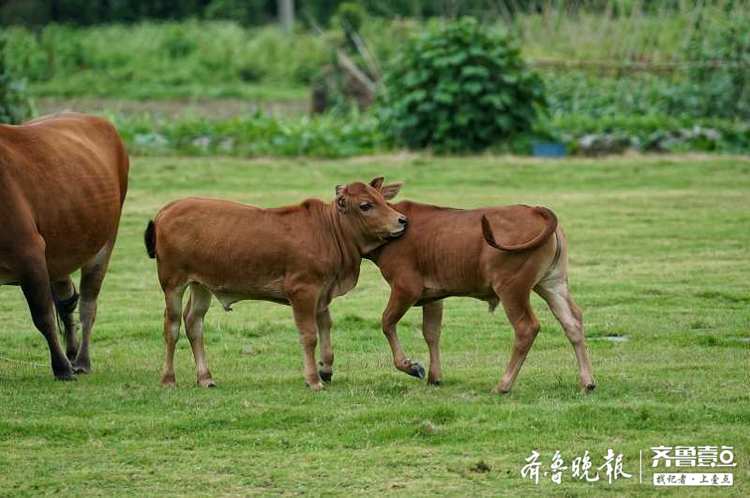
378,17,546,152
333,2,367,34
0,37,33,123
162,24,197,59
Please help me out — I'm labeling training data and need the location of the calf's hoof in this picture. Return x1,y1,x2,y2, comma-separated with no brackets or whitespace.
319,369,333,383
492,385,511,395
406,362,426,380
427,378,442,386
198,376,216,388
583,383,597,393
305,381,325,392
161,374,176,388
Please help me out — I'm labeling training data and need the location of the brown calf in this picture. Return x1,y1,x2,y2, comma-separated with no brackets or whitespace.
0,113,129,379
145,177,406,390
366,201,595,393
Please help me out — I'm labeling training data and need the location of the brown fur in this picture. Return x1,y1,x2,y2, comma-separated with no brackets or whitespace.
147,177,407,390
0,112,129,379
366,201,595,393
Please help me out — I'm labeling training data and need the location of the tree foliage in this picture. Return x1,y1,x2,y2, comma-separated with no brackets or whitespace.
0,36,32,124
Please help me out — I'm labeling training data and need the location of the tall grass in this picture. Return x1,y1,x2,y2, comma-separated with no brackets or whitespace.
3,21,330,99
515,0,749,63
4,2,746,101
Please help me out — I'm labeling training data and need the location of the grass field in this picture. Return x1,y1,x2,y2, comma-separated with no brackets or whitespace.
0,154,748,496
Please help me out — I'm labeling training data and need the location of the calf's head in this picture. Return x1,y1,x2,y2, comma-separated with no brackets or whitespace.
335,176,406,253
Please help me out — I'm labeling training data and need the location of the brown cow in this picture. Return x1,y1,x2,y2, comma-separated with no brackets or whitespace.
144,177,406,390
366,200,595,394
0,113,129,380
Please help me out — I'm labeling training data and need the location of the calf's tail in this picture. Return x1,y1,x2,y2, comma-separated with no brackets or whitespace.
144,220,157,259
481,207,558,252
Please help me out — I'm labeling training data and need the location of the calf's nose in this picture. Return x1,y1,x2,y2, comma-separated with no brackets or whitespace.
398,216,408,227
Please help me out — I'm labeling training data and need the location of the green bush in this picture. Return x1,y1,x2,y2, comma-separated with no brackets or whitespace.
333,2,366,34
378,17,546,152
0,36,33,123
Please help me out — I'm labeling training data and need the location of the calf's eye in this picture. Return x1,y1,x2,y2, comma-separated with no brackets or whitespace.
359,202,373,212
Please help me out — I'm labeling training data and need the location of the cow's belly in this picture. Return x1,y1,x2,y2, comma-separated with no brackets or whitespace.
194,276,289,311
421,274,490,298
0,273,19,285
44,230,115,280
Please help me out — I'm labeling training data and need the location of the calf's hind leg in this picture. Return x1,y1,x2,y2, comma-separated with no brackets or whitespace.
422,301,443,385
494,293,540,394
535,279,595,391
183,283,215,387
73,241,115,373
161,283,187,387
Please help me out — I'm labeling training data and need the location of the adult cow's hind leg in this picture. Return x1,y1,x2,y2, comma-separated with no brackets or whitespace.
19,249,74,380
73,241,115,374
51,276,79,361
183,283,215,387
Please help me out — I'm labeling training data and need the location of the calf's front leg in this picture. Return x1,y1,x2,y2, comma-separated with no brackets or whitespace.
317,308,334,383
290,287,324,391
382,285,425,379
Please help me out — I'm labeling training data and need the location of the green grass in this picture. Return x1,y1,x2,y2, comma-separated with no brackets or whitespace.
1,154,748,496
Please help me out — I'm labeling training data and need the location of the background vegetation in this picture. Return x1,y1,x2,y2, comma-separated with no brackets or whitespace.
1,1,748,152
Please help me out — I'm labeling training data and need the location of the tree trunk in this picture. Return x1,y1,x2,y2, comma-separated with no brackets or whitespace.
279,0,294,33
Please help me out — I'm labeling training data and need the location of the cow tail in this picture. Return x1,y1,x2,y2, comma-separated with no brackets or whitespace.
144,220,157,259
481,207,558,252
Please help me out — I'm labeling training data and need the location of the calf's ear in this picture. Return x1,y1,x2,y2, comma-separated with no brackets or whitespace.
336,196,347,213
381,182,403,200
335,185,348,212
369,176,384,190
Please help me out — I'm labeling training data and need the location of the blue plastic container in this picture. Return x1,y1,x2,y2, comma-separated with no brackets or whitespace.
532,142,566,157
